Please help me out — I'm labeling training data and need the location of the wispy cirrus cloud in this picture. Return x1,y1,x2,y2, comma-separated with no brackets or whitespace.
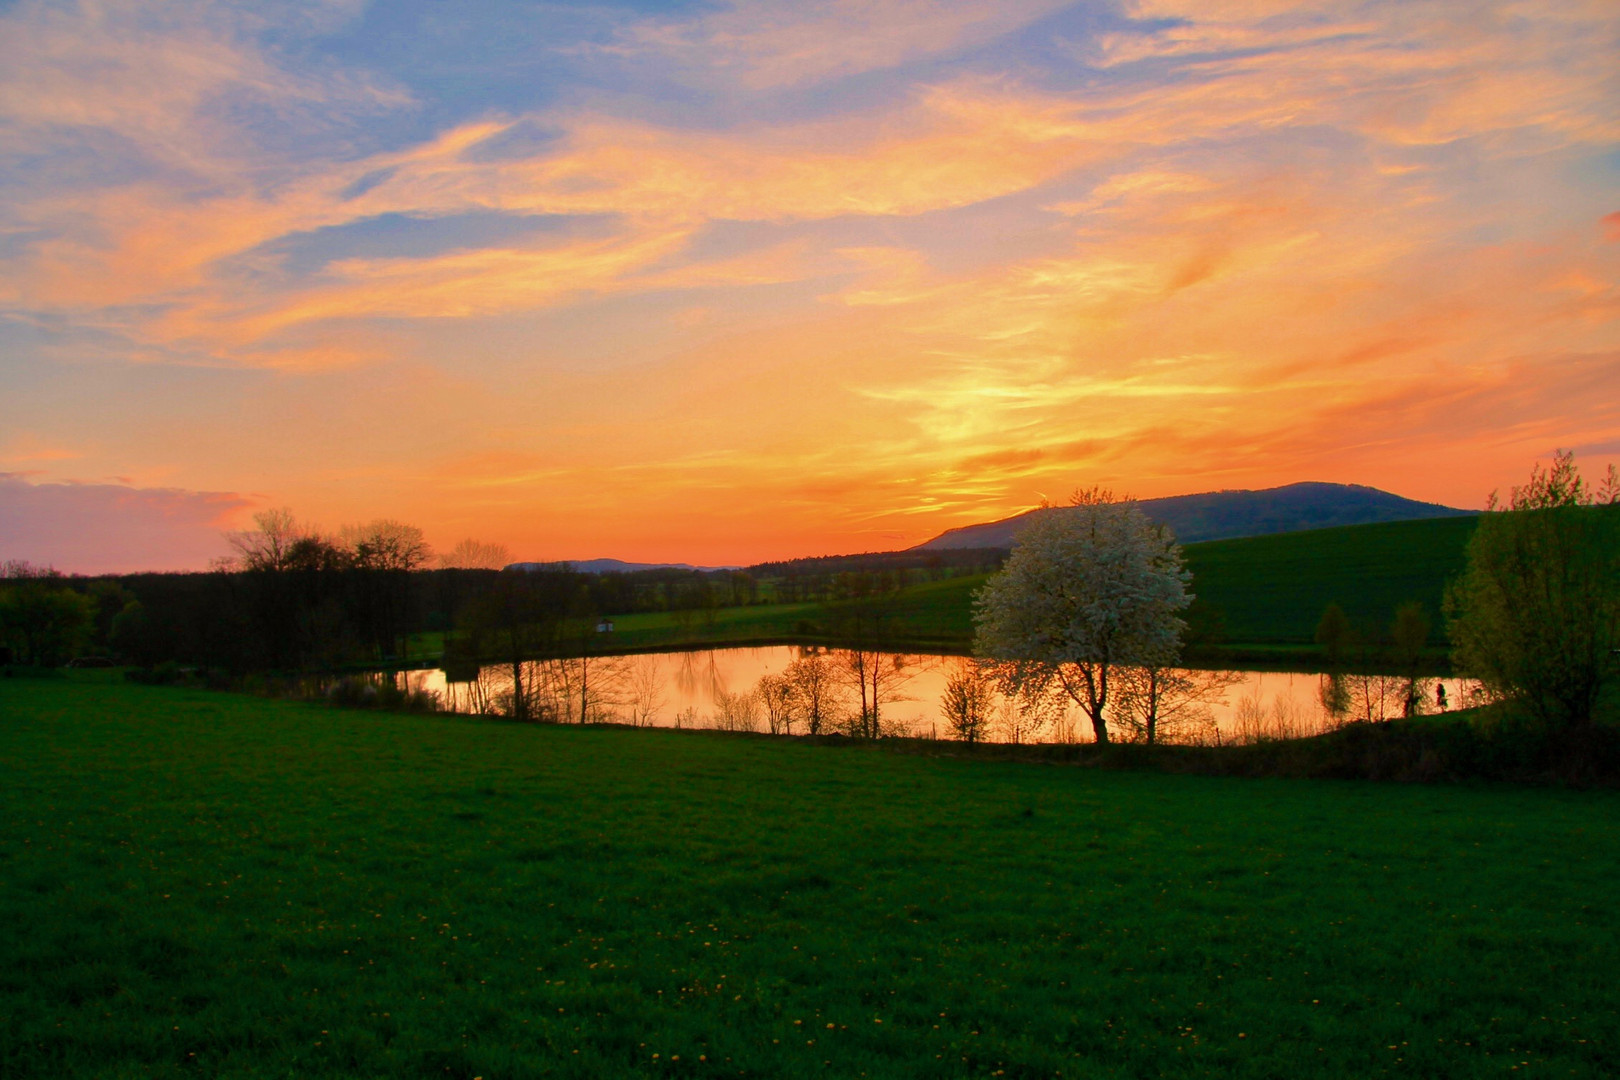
8,1,1613,366
0,0,404,172
605,0,1074,88
5,77,1138,366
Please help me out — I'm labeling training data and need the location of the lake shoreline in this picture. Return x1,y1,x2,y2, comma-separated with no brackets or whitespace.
397,633,1455,677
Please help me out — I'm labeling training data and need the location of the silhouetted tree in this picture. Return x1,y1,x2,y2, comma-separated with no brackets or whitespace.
836,647,915,738
784,652,839,735
990,670,1065,744
712,688,761,732
439,539,512,570
1314,603,1351,664
1111,665,1241,745
941,659,994,743
1389,601,1431,717
343,520,432,572
623,654,666,727
225,508,306,572
455,567,577,721
1314,602,1353,717
757,671,797,735
341,520,432,661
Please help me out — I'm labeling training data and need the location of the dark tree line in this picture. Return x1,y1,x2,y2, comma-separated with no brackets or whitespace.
1312,599,1436,720
6,520,1002,677
754,548,1005,603
0,562,121,667
7,562,934,675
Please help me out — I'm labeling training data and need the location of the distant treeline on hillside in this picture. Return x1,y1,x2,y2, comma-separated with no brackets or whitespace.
0,545,994,672
104,564,773,673
0,561,762,673
746,547,1005,602
2,516,1478,673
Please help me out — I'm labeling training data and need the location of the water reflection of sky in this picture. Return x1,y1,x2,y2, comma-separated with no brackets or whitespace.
403,647,1477,745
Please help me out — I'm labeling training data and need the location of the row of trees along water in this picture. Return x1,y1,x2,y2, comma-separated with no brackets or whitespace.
380,648,1246,745
423,649,866,734
0,509,1000,673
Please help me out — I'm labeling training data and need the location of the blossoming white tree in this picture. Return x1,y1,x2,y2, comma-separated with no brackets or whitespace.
972,496,1192,744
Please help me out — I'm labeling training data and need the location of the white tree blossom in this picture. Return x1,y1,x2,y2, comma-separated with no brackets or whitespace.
973,499,1191,744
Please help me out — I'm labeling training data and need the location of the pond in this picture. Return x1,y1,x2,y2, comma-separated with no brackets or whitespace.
395,646,1480,745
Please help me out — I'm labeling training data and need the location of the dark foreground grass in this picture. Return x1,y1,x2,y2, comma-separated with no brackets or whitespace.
3,676,1617,1079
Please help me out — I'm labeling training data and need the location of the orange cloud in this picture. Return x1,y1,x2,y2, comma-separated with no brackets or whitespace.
0,433,84,466
0,474,249,574
1,0,1616,566
8,78,1130,364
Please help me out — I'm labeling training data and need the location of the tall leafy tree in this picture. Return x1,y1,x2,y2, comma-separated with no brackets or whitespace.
1446,452,1620,729
0,570,94,667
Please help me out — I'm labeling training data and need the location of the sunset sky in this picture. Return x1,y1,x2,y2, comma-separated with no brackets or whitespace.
1,0,1616,572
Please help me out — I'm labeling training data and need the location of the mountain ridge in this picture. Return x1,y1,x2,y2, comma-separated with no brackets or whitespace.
913,481,1473,550
507,558,739,574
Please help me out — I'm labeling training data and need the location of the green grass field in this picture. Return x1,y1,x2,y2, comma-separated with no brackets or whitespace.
4,674,1616,1078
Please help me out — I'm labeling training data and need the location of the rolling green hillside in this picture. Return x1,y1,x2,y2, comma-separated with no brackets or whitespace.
857,514,1479,653
1181,514,1478,645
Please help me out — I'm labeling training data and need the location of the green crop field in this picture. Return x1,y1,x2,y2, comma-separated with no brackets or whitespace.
755,516,1481,656
1182,516,1479,646
4,674,1616,1078
597,603,822,651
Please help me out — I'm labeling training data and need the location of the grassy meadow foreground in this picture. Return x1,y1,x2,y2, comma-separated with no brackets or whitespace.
4,676,1618,1078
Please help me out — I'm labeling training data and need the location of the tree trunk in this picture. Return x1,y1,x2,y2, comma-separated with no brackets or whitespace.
511,656,525,722
1084,663,1110,744
866,663,880,738
1145,668,1159,746
1088,705,1109,744
579,655,589,725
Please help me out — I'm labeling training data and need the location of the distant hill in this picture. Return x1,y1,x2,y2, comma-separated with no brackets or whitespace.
507,558,737,574
913,482,1473,550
